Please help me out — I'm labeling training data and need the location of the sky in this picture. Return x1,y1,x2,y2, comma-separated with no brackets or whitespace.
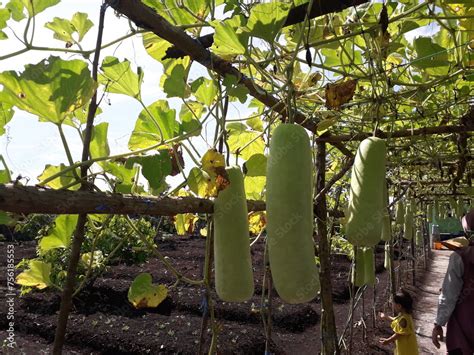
0,0,437,187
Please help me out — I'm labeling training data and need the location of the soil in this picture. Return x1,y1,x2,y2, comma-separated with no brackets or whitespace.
0,237,423,354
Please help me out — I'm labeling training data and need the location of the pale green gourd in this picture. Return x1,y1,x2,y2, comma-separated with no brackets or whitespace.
345,137,386,247
214,166,254,302
266,124,319,304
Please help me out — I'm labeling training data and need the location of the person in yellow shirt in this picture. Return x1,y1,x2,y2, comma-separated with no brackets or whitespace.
379,289,419,355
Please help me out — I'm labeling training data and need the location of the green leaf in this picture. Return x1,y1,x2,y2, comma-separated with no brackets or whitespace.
128,100,178,150
16,260,52,290
244,154,267,177
162,63,187,98
142,32,173,61
179,101,202,136
0,7,10,39
246,2,289,43
37,163,79,190
222,74,249,103
102,161,137,194
0,56,95,124
39,214,78,253
187,167,213,197
227,123,265,160
0,103,14,136
45,17,74,42
8,0,60,18
211,19,247,57
71,12,93,42
128,273,168,309
0,211,14,225
246,117,263,131
6,0,25,21
90,122,110,160
45,12,92,43
126,152,171,190
191,77,218,106
244,176,265,200
413,37,450,74
99,56,143,100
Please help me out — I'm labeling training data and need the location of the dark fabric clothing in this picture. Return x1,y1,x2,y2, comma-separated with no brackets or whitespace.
446,245,474,354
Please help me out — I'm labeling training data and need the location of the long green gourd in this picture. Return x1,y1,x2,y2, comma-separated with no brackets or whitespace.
266,124,319,304
384,242,391,270
381,183,391,242
364,247,375,286
395,200,405,226
351,247,366,287
426,204,433,223
403,204,413,240
213,166,254,302
346,137,386,247
433,199,439,222
415,228,423,247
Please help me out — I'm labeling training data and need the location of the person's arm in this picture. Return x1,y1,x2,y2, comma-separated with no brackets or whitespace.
379,312,395,321
432,252,464,348
379,333,403,345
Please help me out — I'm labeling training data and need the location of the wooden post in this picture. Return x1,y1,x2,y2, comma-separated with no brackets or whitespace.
53,5,107,354
315,141,339,355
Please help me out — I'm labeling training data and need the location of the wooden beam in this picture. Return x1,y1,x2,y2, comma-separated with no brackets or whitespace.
105,0,354,158
0,184,264,215
316,125,474,143
163,0,369,59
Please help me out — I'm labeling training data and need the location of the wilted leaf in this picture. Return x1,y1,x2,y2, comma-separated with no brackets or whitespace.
128,273,168,309
325,79,357,109
248,211,266,234
174,213,198,235
201,149,225,175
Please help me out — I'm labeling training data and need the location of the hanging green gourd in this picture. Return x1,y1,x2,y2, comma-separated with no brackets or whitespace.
426,204,433,223
439,202,446,219
415,228,423,247
351,247,375,286
213,166,254,302
345,137,386,247
381,183,391,242
351,247,366,287
433,199,440,222
403,204,414,240
456,198,464,219
266,124,319,304
449,197,457,215
395,200,405,226
364,247,375,286
384,242,391,270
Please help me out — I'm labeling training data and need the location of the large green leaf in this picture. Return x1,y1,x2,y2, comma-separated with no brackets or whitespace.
37,163,79,190
0,211,14,225
39,214,78,253
187,167,215,197
162,63,188,98
99,56,143,100
244,176,265,200
128,100,178,150
16,260,52,290
45,12,93,43
227,123,265,160
244,153,267,177
179,101,202,136
102,161,138,194
191,77,218,106
126,152,171,190
211,19,247,57
128,273,168,309
0,57,95,124
222,74,249,103
90,122,110,160
246,2,289,43
413,37,450,75
142,32,173,61
0,7,10,39
0,103,14,136
8,0,60,18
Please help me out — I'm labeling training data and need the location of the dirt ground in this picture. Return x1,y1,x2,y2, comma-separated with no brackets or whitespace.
0,236,423,354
